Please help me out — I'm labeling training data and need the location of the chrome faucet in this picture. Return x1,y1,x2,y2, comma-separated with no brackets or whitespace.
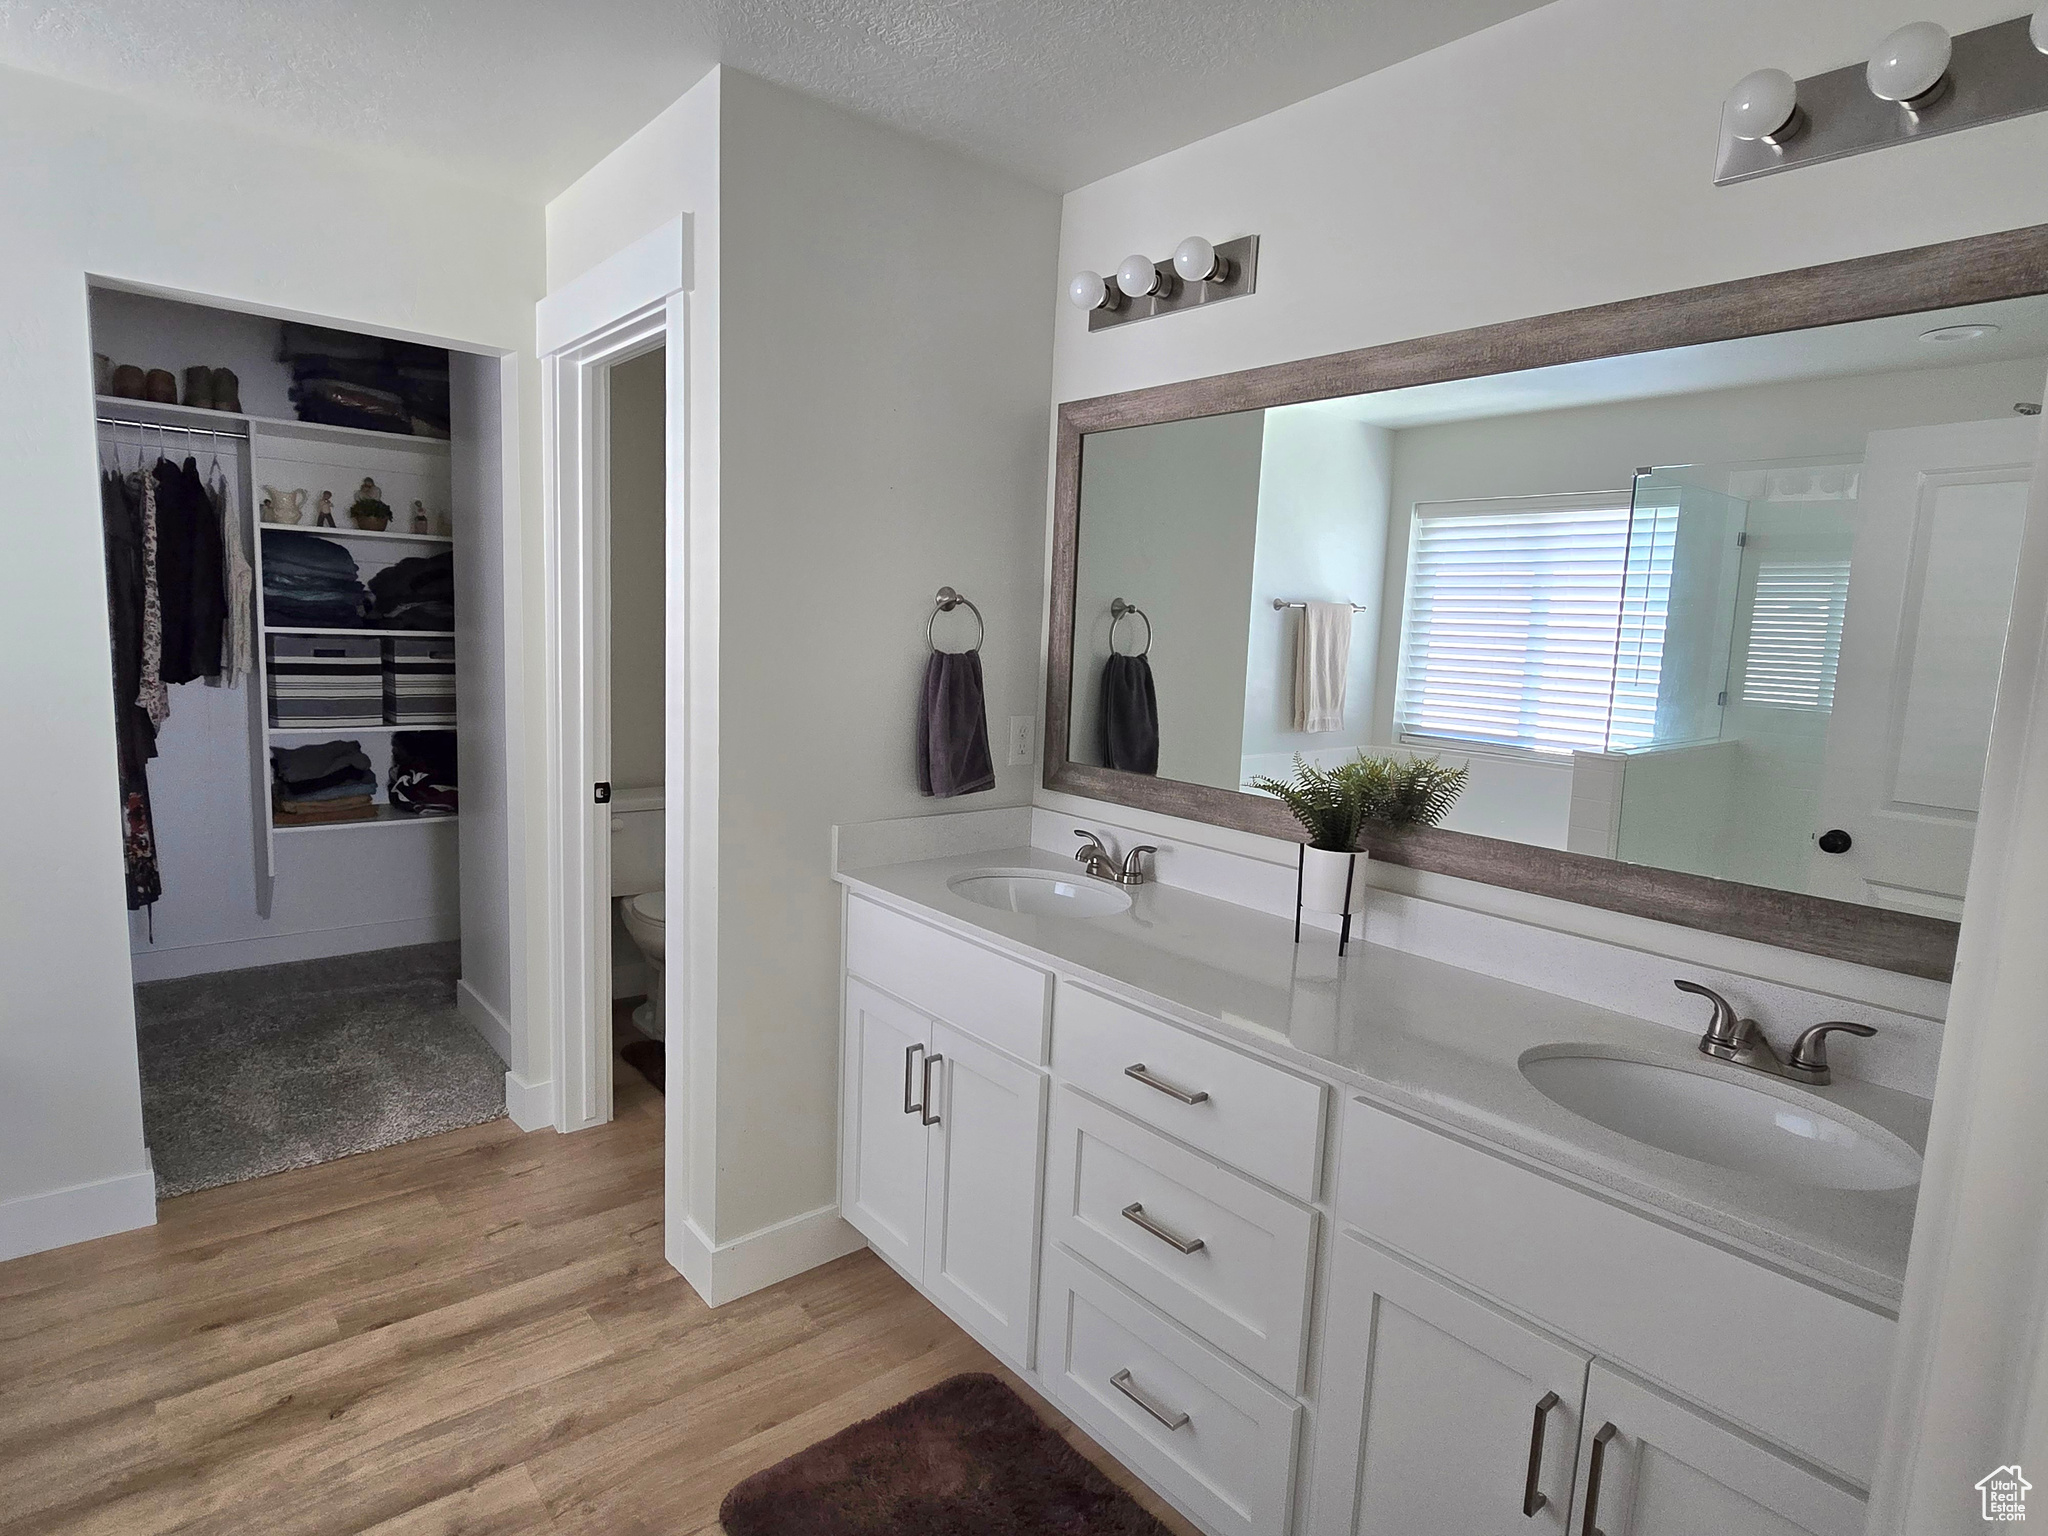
1074,829,1120,882
1674,980,1876,1087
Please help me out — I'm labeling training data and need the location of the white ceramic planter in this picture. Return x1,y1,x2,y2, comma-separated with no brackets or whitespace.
1298,845,1367,915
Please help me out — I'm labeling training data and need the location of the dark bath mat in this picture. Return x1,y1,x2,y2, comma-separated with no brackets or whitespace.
621,1038,665,1093
719,1373,1173,1536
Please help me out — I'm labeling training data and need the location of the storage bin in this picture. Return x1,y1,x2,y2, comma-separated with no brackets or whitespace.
266,634,384,727
383,637,457,725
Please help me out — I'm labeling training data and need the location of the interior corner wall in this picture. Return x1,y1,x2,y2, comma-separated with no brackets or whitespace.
715,71,1059,1241
0,62,544,1259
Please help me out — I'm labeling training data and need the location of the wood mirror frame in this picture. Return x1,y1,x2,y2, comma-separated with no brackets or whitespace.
1045,224,2048,982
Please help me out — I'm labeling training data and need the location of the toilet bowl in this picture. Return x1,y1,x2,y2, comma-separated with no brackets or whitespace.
619,890,666,1039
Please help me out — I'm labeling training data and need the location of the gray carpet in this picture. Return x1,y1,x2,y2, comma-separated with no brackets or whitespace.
135,942,507,1198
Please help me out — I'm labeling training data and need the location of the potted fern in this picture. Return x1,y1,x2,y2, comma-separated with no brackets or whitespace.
1250,753,1470,920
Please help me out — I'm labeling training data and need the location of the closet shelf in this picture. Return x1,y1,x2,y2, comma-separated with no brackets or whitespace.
259,525,452,546
267,723,458,737
94,395,452,455
261,626,456,639
272,807,458,834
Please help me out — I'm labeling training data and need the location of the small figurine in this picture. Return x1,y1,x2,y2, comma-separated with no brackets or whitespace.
410,500,430,534
348,476,392,531
314,491,336,528
261,485,306,525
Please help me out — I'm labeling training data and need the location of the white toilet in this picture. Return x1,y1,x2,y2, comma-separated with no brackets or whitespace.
610,787,667,1039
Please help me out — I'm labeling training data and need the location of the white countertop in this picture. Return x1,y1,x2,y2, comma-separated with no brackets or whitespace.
836,845,1928,1313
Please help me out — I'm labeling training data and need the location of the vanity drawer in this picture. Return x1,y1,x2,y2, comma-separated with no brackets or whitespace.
1047,1087,1317,1392
845,896,1050,1063
1039,1246,1300,1536
1052,983,1326,1200
1336,1095,1895,1487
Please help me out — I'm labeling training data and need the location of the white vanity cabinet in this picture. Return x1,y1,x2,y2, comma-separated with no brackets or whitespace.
840,900,1052,1368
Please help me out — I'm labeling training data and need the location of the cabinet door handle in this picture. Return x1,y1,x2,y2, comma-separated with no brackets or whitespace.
920,1052,943,1126
903,1043,925,1117
1110,1368,1190,1431
1581,1421,1617,1536
1522,1391,1560,1517
1124,1063,1210,1105
1121,1202,1206,1254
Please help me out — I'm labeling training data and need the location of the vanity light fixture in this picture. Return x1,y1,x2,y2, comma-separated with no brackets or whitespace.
1071,235,1260,331
1716,12,2048,184
1867,21,1954,107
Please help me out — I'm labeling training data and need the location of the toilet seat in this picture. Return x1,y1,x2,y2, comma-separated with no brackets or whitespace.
629,890,665,928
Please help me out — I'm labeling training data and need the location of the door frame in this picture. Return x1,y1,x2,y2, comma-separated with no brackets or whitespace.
536,222,689,1133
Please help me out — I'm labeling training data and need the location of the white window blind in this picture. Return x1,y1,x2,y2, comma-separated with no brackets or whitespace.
1398,493,1658,754
1739,559,1851,710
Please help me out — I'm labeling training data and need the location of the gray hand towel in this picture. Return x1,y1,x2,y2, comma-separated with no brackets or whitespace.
917,650,996,798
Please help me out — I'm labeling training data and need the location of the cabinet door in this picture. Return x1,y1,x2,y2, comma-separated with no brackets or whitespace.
1309,1231,1589,1536
922,1019,1048,1368
1570,1365,1865,1536
840,979,931,1276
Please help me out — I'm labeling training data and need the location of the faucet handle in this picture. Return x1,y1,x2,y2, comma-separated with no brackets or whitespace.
1674,979,1742,1046
1119,845,1157,884
1787,1020,1876,1077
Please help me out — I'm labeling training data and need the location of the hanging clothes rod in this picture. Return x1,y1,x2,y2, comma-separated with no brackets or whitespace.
1272,599,1367,612
96,414,249,441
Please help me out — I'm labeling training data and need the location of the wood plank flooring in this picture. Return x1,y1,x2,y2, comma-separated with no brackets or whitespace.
0,1034,1198,1536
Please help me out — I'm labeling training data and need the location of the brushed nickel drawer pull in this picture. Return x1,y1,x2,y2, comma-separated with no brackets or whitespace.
1110,1368,1190,1431
1122,1202,1206,1255
903,1043,925,1117
1581,1421,1618,1536
1522,1391,1560,1517
1124,1063,1210,1105
920,1051,943,1127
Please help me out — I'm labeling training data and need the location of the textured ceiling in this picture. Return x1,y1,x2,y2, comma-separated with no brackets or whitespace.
0,0,1548,198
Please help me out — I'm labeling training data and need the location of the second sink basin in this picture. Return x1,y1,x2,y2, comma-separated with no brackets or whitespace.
948,869,1132,919
1520,1046,1922,1191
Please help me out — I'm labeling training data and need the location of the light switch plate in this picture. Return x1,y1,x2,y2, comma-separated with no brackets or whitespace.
1006,716,1034,767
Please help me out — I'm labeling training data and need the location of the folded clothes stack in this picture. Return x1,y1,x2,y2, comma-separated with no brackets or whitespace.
369,551,455,631
279,324,450,438
389,730,457,817
271,739,379,825
263,531,371,629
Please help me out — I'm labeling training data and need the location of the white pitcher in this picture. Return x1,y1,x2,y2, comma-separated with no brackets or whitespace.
261,485,307,525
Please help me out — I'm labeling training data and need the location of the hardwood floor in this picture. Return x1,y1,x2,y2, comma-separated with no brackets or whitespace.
0,1034,1197,1536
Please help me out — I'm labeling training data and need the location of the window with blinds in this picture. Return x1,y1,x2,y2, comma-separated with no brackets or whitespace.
1397,493,1661,754
1739,559,1851,710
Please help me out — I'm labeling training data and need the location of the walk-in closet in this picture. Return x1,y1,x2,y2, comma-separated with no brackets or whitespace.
91,285,515,1199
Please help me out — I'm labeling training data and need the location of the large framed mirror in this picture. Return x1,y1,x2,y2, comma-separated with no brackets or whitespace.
1046,227,2048,980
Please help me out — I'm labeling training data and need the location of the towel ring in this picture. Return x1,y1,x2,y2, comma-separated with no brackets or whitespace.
927,585,985,654
1110,598,1152,657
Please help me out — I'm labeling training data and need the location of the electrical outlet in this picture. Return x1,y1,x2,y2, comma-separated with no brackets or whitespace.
1006,716,1034,767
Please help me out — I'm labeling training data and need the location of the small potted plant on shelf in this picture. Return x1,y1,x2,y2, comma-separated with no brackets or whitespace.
1250,752,1470,919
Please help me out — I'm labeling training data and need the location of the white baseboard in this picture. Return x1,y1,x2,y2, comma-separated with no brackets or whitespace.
457,978,515,1068
128,913,459,983
670,1203,867,1308
504,1071,553,1132
0,1159,157,1263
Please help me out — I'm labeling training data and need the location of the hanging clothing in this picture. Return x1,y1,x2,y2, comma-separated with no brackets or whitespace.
210,460,254,685
101,470,162,910
135,465,168,730
153,457,228,686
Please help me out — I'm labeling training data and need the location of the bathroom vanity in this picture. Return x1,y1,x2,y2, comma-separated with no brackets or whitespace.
834,844,1919,1536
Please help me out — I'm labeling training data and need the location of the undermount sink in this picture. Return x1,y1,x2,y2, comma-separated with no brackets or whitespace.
1520,1047,1922,1192
948,869,1133,919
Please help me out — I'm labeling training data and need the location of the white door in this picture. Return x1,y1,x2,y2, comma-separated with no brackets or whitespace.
1570,1365,1865,1536
1308,1231,1590,1536
1811,417,2039,915
839,979,931,1275
921,1019,1048,1367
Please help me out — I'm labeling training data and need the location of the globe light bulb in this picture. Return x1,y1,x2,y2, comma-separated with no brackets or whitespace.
1866,21,1952,105
2032,4,2047,54
1724,68,1800,142
1068,270,1109,311
1173,236,1220,283
1116,254,1162,300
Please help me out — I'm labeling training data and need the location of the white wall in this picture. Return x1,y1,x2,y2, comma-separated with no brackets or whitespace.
1239,409,1389,771
608,346,666,791
0,62,543,1262
1071,411,1264,786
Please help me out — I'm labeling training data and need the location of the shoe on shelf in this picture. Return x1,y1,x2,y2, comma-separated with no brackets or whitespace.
212,367,242,413
143,369,177,404
183,366,215,411
109,364,146,400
